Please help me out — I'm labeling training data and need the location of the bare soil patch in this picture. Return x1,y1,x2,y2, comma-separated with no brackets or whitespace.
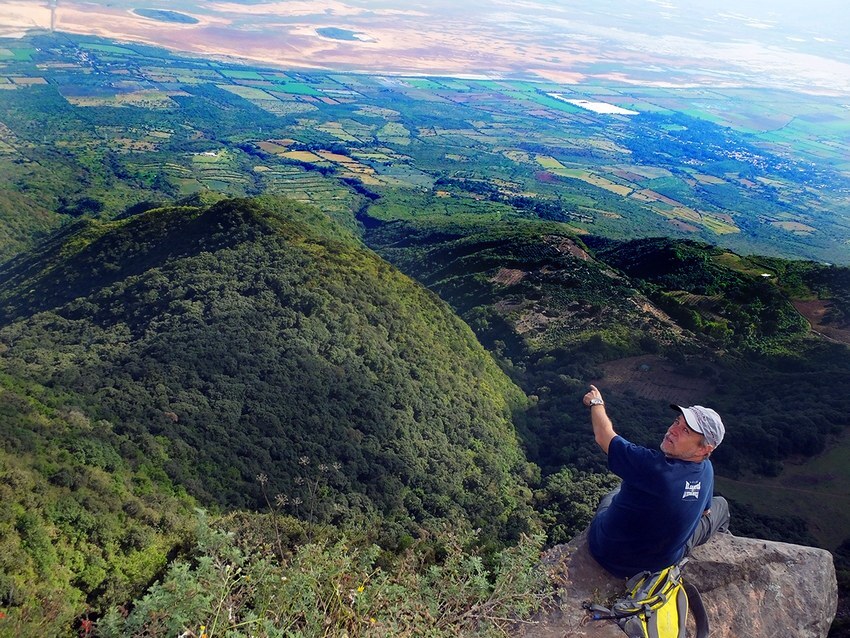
792,299,850,345
491,267,526,286
534,171,557,183
543,235,591,261
592,354,714,405
668,219,699,232
515,308,552,334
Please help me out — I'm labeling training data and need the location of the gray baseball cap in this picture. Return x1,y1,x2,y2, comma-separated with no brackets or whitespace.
671,404,725,448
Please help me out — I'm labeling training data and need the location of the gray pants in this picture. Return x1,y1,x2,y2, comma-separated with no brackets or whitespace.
684,494,730,554
595,486,730,556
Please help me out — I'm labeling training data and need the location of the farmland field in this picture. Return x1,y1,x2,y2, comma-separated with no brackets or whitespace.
592,355,713,406
0,32,849,264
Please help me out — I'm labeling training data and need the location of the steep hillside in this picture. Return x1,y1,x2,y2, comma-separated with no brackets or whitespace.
0,375,197,633
586,236,811,351
367,219,689,356
0,196,534,540
366,219,706,476
366,221,850,492
0,190,58,264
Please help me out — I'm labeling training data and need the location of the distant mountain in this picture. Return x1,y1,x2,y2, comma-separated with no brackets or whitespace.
0,196,534,539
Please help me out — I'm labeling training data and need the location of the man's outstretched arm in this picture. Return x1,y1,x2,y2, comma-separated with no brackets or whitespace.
583,384,617,454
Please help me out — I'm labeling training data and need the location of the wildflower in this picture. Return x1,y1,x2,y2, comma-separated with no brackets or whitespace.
256,473,268,485
357,585,365,593
370,617,377,624
275,493,288,507
298,456,310,466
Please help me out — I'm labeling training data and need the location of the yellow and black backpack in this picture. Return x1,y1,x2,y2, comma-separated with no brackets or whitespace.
585,560,709,638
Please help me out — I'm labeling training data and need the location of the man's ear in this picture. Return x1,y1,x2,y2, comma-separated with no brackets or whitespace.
702,443,715,459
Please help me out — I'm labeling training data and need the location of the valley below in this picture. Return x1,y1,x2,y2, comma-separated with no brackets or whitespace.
1,14,849,637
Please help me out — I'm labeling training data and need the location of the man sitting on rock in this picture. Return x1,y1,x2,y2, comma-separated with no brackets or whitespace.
583,384,730,578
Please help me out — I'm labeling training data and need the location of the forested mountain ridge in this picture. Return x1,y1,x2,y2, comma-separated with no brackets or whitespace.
0,194,537,552
0,194,343,323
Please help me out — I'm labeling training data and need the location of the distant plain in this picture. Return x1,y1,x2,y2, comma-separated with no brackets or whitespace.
1,0,849,95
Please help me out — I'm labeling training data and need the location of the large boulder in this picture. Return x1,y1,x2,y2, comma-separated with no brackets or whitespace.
517,530,837,638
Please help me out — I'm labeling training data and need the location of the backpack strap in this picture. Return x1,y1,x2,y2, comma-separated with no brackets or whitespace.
684,581,710,638
624,569,651,592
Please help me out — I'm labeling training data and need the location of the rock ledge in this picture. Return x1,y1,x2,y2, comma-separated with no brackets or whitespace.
517,531,837,638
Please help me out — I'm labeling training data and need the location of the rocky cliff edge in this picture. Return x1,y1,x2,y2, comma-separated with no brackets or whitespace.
517,530,837,638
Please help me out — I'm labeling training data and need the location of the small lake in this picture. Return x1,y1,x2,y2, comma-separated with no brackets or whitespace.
133,8,199,24
316,27,363,42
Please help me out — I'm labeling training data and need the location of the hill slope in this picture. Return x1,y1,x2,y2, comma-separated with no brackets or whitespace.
0,374,197,632
0,196,534,539
365,220,850,487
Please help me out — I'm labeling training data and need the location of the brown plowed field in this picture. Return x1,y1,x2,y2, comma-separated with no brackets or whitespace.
792,299,850,345
491,268,526,286
592,354,714,406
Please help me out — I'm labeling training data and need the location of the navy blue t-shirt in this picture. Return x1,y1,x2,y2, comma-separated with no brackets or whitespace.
588,435,713,578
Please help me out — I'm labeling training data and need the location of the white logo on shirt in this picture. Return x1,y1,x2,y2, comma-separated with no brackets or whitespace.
682,480,701,499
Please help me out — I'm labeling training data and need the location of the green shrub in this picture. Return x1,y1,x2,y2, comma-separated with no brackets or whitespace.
97,512,552,638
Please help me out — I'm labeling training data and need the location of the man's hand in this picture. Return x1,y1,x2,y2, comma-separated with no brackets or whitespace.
583,384,604,407
583,384,617,454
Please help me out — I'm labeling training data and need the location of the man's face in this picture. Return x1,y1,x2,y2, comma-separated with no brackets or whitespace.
661,414,712,461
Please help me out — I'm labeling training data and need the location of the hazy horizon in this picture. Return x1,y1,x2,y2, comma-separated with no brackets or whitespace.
1,0,849,94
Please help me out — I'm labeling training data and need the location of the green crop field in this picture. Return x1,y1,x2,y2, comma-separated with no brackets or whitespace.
268,81,321,95
80,42,138,55
219,69,264,80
